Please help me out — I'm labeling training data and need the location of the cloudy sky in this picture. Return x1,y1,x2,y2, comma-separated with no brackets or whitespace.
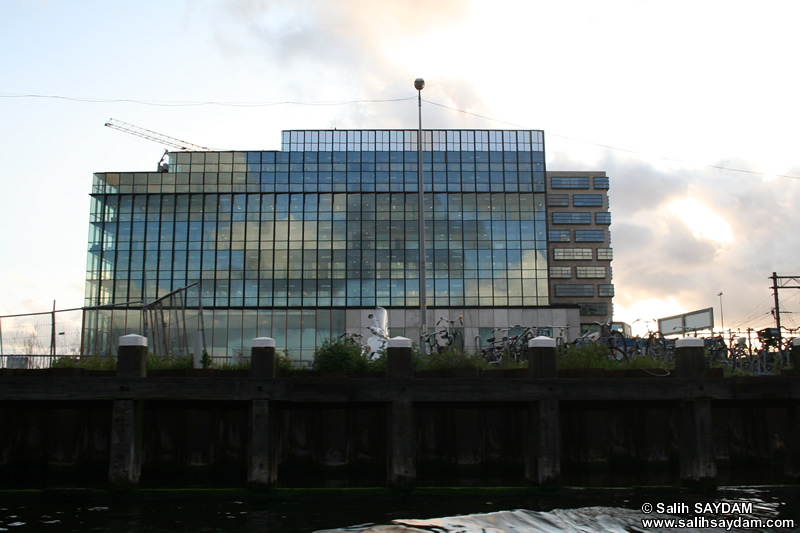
1,0,799,336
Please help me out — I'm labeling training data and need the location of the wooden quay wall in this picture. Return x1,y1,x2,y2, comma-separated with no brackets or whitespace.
1,336,799,491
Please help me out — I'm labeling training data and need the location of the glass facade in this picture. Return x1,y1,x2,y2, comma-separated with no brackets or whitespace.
83,130,567,361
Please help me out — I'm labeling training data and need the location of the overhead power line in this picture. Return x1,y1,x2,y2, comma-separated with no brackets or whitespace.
425,100,800,182
4,91,800,180
0,92,415,107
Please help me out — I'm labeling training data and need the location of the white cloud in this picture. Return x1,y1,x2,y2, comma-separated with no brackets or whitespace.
667,199,733,244
1,0,800,338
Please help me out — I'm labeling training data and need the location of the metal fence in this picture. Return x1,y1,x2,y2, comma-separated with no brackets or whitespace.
0,308,84,369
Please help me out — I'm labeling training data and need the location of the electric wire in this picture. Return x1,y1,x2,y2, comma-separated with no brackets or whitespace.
424,99,800,181
728,295,774,332
0,92,416,107
3,90,800,180
5,90,799,334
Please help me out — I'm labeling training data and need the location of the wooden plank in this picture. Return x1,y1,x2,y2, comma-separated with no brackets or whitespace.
388,399,415,488
108,399,142,491
0,377,798,403
248,399,273,489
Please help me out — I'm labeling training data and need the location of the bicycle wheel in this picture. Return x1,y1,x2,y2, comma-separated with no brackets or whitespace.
483,345,501,365
763,349,777,374
646,332,666,363
608,330,627,361
450,329,463,349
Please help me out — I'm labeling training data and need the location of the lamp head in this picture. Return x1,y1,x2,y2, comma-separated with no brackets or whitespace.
414,78,425,91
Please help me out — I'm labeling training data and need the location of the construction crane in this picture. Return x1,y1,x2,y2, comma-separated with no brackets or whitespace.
104,118,214,172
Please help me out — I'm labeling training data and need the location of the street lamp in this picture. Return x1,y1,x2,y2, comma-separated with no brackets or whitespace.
718,291,724,332
415,78,427,353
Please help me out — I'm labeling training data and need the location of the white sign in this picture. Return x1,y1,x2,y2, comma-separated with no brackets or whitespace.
658,307,714,336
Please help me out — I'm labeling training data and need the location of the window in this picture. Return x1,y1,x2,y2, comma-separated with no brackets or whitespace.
579,302,608,316
575,230,605,242
573,194,603,207
576,266,606,278
553,212,591,224
594,176,609,189
548,230,570,242
597,248,613,260
550,266,571,279
555,284,594,297
547,194,569,207
599,284,615,297
553,248,593,260
595,212,611,224
551,176,589,189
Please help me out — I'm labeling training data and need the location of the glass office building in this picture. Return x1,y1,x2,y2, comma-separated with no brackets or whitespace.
83,130,611,361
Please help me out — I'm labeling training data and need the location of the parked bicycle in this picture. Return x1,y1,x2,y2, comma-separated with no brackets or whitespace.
423,315,464,355
480,325,543,365
704,335,730,369
545,325,570,348
592,320,628,361
436,315,464,350
339,331,363,346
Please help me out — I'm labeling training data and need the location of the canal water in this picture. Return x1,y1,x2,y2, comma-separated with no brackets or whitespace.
1,486,798,532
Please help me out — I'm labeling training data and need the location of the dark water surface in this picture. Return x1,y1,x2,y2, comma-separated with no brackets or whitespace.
1,486,798,532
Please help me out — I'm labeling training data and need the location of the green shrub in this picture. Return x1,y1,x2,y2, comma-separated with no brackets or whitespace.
51,355,117,371
147,353,193,370
557,342,673,371
557,342,612,369
276,349,302,372
312,337,371,373
419,346,489,371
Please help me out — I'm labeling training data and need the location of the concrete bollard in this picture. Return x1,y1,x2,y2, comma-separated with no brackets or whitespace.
675,336,706,378
675,337,716,489
251,337,277,378
386,337,415,489
249,337,277,490
109,334,147,491
387,336,414,379
528,336,558,379
526,336,559,487
786,338,800,480
791,338,800,376
117,334,148,377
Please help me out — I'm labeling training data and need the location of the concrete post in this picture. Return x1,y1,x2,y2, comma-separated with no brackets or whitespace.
528,336,558,379
786,338,800,480
387,336,414,379
386,337,415,489
117,334,148,377
526,336,559,487
791,337,800,375
251,337,277,378
249,337,276,490
675,337,717,489
675,336,706,379
109,334,147,491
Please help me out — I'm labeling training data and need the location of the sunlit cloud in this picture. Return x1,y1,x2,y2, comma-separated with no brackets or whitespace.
614,297,687,335
667,198,733,244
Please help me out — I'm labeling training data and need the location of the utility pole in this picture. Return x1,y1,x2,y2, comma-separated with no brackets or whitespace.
51,300,56,357
769,272,800,344
771,273,781,336
414,78,427,353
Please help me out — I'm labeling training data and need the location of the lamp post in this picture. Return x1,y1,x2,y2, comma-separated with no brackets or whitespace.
717,291,724,332
415,78,427,353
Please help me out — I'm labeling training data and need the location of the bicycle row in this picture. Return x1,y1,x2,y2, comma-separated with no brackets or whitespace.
585,325,798,375
338,313,797,375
